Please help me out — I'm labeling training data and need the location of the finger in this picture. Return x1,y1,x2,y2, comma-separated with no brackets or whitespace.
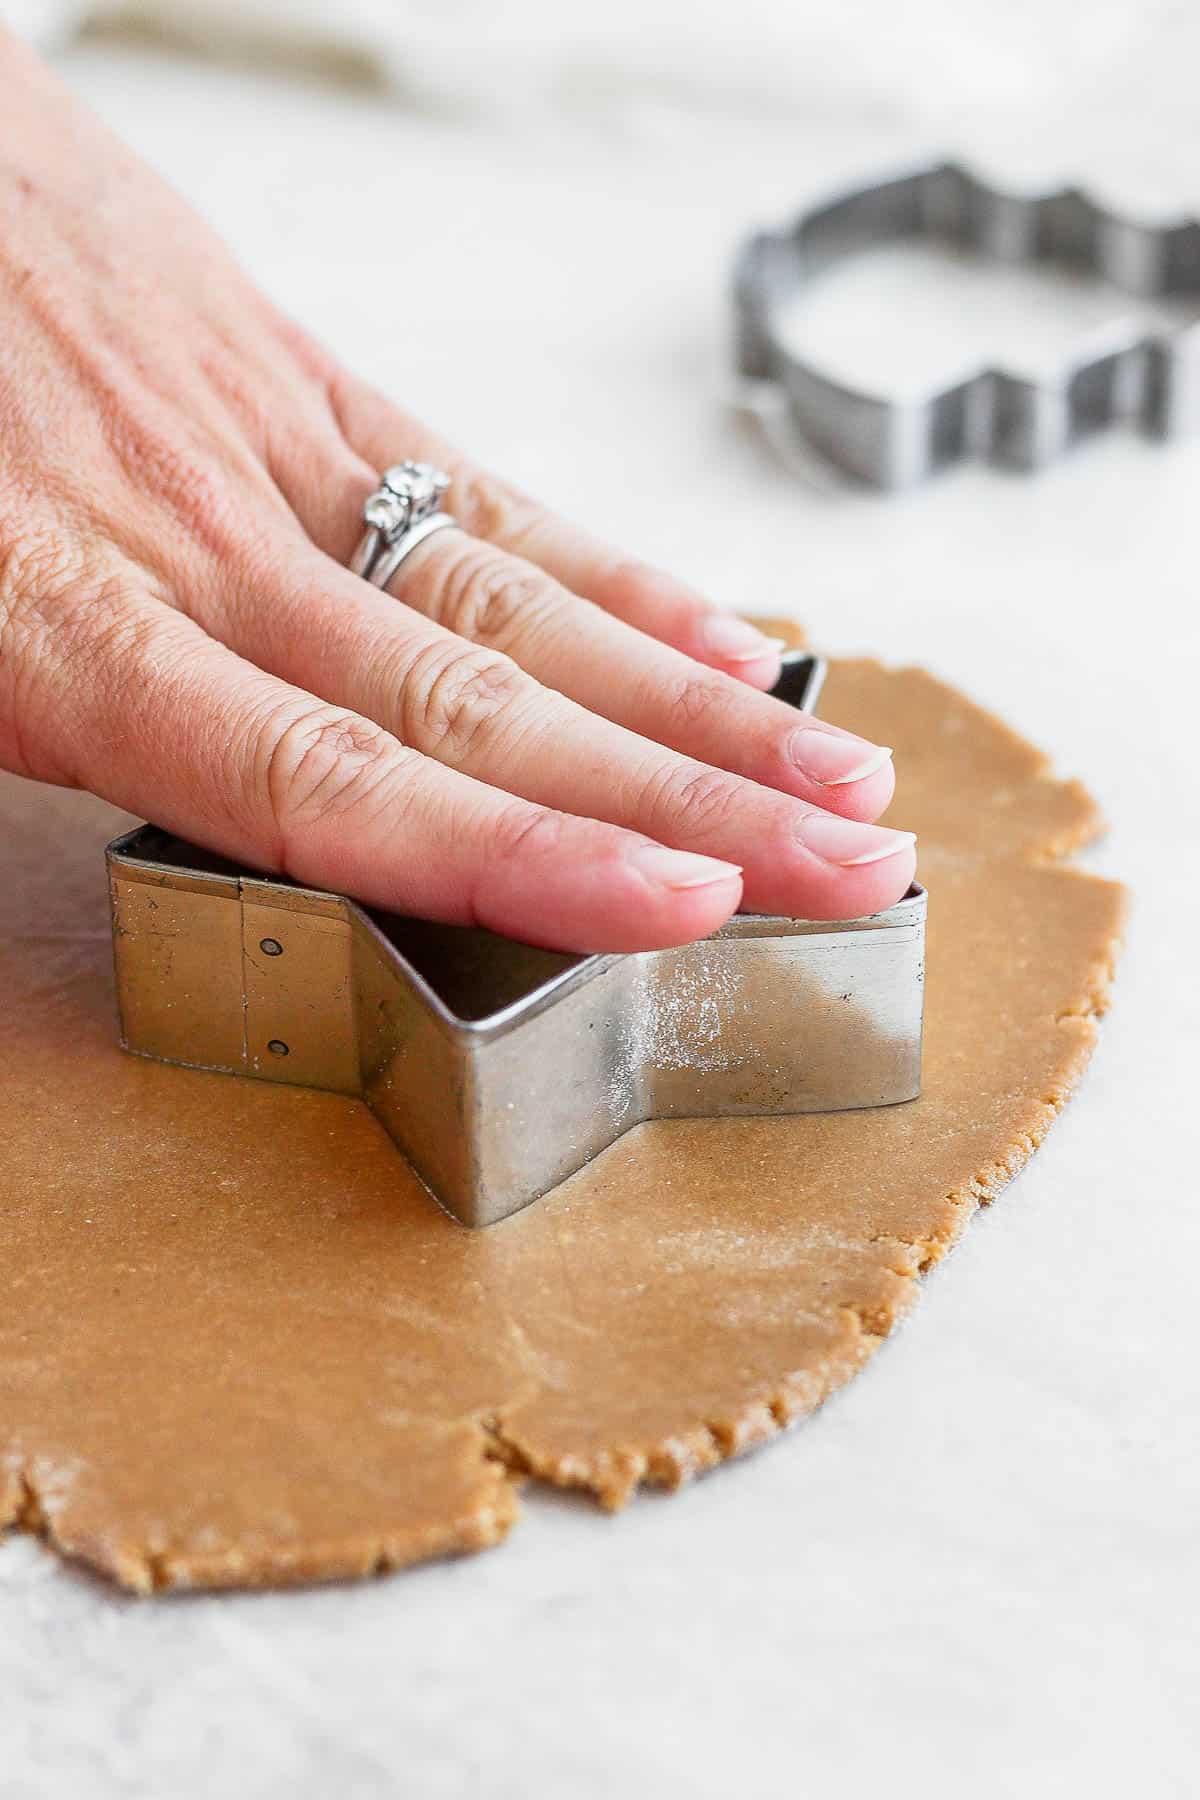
261,429,893,822
30,580,744,953
326,377,786,688
453,468,789,688
372,529,895,823
208,544,916,922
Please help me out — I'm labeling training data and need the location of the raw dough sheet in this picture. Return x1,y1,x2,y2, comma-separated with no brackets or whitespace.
0,650,1126,1591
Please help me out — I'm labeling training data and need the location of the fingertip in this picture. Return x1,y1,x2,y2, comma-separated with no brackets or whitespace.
809,755,897,823
707,647,784,690
474,828,745,953
850,840,917,916
627,844,742,891
779,727,897,820
790,841,918,921
690,614,786,682
594,842,741,948
628,884,744,948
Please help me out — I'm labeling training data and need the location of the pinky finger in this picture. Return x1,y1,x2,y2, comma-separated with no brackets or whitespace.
327,381,787,686
455,474,788,687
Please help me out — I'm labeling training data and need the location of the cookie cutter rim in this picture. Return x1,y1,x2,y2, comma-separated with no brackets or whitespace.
107,654,926,1230
734,159,1200,488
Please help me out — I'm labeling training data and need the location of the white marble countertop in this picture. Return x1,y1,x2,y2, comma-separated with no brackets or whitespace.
3,28,1198,1799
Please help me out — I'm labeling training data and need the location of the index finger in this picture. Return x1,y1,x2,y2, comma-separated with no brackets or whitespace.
23,581,744,953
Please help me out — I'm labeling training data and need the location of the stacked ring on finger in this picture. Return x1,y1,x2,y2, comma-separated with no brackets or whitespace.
350,461,457,589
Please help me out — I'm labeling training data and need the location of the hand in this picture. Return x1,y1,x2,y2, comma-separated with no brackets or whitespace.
0,34,915,953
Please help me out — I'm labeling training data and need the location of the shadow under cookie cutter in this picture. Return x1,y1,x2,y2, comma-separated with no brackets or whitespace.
735,160,1200,488
107,653,925,1229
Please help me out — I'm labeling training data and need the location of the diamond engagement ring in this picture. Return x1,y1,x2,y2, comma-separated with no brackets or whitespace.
349,461,457,590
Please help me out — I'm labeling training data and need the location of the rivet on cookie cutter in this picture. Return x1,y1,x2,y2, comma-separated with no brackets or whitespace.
735,160,1200,488
107,653,925,1230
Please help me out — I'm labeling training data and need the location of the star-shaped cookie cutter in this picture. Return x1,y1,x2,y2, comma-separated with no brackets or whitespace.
107,654,925,1228
735,160,1200,488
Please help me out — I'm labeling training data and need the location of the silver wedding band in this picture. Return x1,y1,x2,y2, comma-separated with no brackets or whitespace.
350,461,458,590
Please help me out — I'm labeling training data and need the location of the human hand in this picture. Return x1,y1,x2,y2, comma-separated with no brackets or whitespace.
0,33,915,953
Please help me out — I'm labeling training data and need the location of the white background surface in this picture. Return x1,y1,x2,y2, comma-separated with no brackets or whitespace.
3,21,1199,1799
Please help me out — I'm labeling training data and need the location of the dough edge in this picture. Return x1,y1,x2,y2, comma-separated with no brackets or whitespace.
0,632,1129,1592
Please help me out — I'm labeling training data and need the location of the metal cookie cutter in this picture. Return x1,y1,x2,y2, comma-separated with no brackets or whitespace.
107,653,925,1229
735,160,1200,488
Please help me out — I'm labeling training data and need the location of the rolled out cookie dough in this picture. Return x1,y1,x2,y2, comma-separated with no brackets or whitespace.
0,646,1127,1591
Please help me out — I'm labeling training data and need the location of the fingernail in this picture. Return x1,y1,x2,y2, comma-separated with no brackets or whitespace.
631,844,743,890
698,616,783,663
788,728,894,787
796,815,916,868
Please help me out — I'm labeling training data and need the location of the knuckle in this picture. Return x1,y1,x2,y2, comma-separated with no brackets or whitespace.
106,400,247,564
0,523,143,672
491,799,571,866
324,365,387,445
452,468,537,547
399,639,534,761
273,310,340,389
196,346,268,442
0,522,106,626
149,454,246,564
438,547,551,646
254,704,412,853
667,670,729,729
0,521,161,782
646,760,744,840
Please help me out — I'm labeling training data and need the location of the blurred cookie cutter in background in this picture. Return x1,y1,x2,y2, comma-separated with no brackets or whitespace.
734,160,1200,489
107,653,926,1230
